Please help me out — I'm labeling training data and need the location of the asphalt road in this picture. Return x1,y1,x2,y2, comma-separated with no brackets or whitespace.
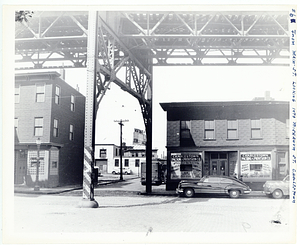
9,191,296,244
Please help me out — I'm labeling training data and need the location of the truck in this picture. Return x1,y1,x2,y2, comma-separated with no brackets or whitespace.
141,160,166,186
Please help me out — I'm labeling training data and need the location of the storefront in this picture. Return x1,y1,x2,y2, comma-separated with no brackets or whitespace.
166,149,288,190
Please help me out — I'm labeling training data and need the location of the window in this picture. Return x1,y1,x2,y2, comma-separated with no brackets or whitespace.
251,119,262,138
250,164,262,171
100,149,107,158
14,118,19,133
204,120,215,139
181,121,191,138
180,121,194,146
15,85,20,103
52,161,58,168
34,117,43,136
115,159,119,167
227,120,238,139
53,119,59,137
55,86,60,104
278,152,288,177
36,84,45,102
135,159,140,167
124,159,129,167
69,124,74,141
71,95,75,111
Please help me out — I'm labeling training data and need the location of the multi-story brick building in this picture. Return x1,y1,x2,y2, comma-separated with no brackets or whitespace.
14,71,85,187
160,101,290,190
94,144,158,175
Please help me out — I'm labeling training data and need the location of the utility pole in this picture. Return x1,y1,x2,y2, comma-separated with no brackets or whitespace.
114,119,129,181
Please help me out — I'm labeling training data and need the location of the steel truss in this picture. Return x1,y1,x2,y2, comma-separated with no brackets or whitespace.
15,10,291,195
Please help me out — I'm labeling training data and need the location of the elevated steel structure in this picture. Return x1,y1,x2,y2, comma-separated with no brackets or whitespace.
15,10,290,202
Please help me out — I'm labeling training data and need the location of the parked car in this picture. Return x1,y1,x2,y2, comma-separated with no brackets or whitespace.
176,175,251,198
112,167,131,175
263,175,289,199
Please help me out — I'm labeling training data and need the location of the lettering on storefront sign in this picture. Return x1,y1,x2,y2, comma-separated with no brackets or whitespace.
241,154,271,161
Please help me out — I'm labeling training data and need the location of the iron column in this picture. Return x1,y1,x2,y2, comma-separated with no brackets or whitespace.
79,11,99,208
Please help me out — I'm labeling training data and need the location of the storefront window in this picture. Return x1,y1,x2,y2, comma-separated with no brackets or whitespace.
241,152,272,181
170,153,202,179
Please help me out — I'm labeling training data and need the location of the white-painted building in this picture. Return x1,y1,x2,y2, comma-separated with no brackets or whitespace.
94,144,158,175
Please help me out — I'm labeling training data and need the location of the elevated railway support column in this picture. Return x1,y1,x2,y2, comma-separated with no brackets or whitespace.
145,102,153,193
78,11,99,208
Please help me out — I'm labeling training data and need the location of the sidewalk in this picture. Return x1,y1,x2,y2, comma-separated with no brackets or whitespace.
14,174,266,197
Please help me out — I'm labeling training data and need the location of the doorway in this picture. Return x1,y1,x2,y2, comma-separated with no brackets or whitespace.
210,153,228,176
15,150,27,184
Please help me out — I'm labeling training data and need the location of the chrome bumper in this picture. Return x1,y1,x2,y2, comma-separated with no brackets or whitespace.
176,188,184,194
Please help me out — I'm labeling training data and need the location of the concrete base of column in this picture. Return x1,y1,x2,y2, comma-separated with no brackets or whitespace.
77,199,99,208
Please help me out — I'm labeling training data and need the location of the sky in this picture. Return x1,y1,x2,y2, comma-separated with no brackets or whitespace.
64,65,291,157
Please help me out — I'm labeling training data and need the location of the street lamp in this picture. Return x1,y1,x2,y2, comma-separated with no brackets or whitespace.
34,137,41,191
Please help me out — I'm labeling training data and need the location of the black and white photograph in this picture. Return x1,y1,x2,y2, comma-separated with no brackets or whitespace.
2,1,298,244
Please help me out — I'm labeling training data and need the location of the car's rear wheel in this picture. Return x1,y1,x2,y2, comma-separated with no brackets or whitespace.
272,189,283,199
229,190,240,198
112,171,116,175
184,188,195,198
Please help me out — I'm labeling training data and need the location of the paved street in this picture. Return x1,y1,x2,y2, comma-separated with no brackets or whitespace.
10,188,296,244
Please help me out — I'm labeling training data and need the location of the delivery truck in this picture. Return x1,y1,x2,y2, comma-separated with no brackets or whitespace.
141,160,166,185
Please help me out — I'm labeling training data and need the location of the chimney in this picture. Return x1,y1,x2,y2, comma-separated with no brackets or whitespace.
60,68,65,80
265,91,271,100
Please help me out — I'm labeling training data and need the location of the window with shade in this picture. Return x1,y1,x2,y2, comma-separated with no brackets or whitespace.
71,94,75,111
251,119,262,139
53,119,59,137
69,124,74,141
55,85,60,105
227,120,238,139
36,84,45,102
34,117,43,136
204,120,215,139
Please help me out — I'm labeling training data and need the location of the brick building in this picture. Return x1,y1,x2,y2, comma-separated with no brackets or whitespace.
160,101,290,190
14,71,85,187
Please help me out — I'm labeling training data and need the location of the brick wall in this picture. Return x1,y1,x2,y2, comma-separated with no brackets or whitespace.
167,118,289,148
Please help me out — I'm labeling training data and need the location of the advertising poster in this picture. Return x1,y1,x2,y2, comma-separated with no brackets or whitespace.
170,153,202,179
240,152,272,180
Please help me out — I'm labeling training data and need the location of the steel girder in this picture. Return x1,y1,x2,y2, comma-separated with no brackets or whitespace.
118,11,290,66
15,11,290,69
